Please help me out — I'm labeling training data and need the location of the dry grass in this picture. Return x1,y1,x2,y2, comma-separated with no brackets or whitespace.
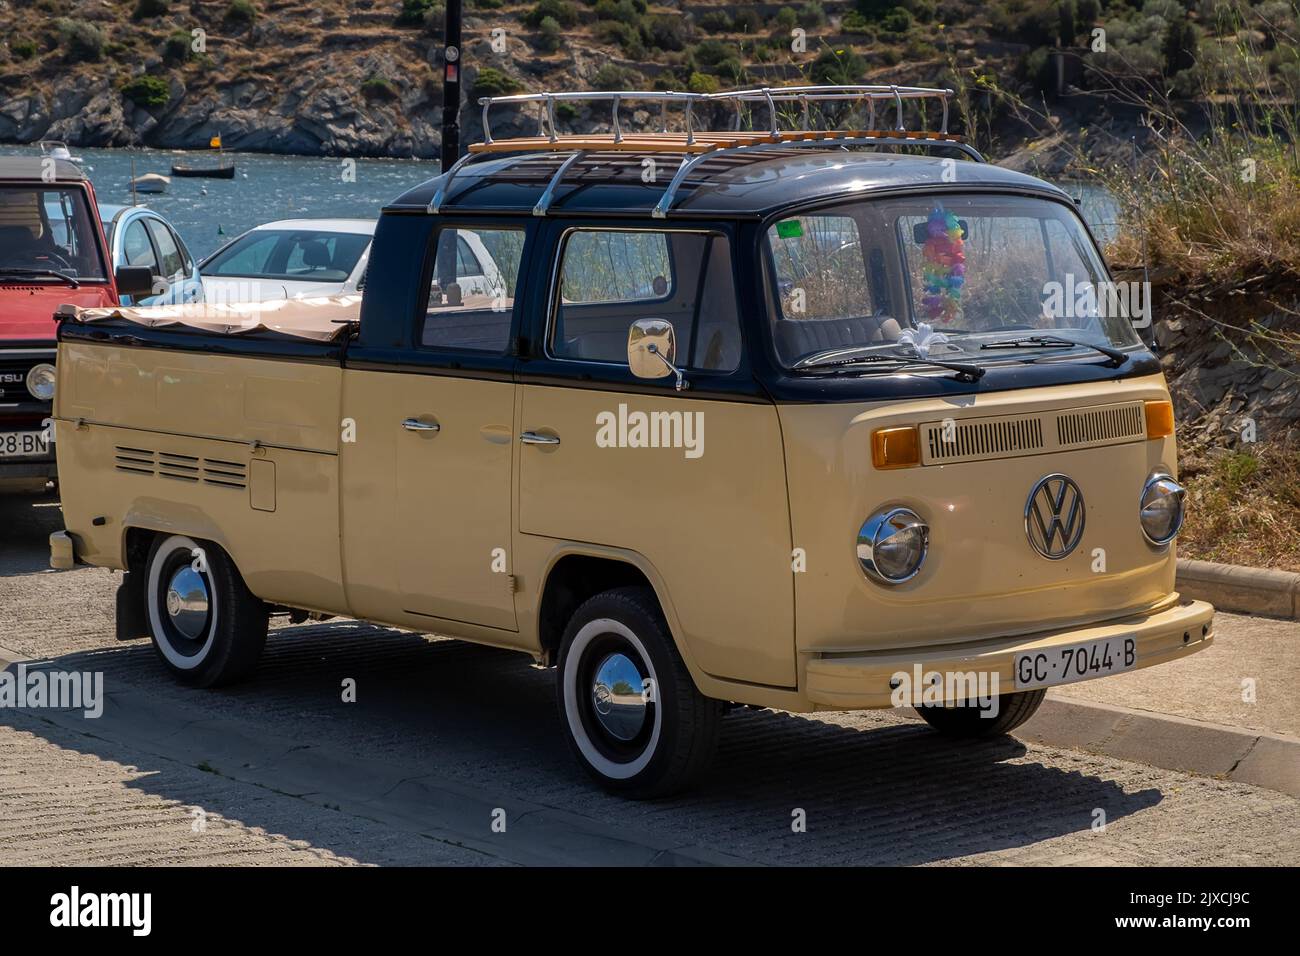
1179,444,1300,572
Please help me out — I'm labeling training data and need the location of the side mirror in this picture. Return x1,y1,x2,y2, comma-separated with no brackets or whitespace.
115,265,156,300
628,318,687,390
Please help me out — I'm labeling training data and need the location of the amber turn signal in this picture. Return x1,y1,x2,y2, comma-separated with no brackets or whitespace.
872,426,921,469
1144,400,1175,439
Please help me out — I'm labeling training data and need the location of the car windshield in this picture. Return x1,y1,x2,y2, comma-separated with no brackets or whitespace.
764,193,1143,371
0,184,107,280
202,229,371,282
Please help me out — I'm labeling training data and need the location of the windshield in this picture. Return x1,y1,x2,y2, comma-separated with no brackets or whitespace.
202,229,371,282
0,185,107,280
764,193,1143,370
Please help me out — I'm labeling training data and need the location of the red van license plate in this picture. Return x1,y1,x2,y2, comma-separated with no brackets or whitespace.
0,431,50,458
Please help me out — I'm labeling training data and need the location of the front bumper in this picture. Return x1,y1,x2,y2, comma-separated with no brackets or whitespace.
805,598,1215,709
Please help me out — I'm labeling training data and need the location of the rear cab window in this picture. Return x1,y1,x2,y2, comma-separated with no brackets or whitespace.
419,225,525,353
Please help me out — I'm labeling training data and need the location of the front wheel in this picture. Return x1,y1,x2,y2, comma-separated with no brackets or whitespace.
915,688,1046,738
556,587,722,799
143,534,268,688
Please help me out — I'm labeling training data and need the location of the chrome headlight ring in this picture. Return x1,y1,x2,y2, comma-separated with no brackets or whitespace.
26,363,56,402
857,507,929,585
1139,471,1186,547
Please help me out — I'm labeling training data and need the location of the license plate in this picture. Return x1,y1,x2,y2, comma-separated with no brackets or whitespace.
0,430,50,458
1015,635,1137,690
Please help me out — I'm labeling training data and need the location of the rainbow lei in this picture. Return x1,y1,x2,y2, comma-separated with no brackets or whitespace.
920,206,965,324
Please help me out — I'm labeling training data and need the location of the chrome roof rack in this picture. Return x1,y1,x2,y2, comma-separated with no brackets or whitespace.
428,84,981,217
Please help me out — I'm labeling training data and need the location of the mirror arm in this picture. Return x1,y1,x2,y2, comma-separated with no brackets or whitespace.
647,343,689,391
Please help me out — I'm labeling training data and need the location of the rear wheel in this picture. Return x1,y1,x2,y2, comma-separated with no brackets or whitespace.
556,586,721,799
143,534,268,687
915,689,1046,738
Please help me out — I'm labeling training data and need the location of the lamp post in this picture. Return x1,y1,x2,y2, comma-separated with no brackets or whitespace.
440,0,462,173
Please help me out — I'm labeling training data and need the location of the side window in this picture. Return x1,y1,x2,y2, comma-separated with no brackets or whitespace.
122,219,158,270
419,226,523,353
145,219,183,278
551,229,741,372
559,231,671,303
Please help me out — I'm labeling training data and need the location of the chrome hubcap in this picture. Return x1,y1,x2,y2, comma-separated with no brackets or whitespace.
590,652,647,741
165,566,210,640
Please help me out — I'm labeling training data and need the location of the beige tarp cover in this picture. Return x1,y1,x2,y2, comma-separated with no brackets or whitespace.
58,294,363,342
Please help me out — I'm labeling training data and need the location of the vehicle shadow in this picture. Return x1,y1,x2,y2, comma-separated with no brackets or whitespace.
0,620,1165,866
0,491,64,577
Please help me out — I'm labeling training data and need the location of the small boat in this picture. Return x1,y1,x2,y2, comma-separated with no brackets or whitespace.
40,140,84,164
170,162,236,179
131,173,170,194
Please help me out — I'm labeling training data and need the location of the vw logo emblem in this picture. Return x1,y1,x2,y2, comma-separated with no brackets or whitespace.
1024,474,1085,559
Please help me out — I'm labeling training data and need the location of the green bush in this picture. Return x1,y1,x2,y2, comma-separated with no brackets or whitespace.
361,74,399,101
810,45,867,84
524,0,579,28
697,11,731,33
842,11,872,33
133,0,169,18
163,29,192,62
121,74,170,109
421,4,446,34
595,0,641,24
555,100,579,120
1163,17,1198,75
10,38,37,59
687,70,720,93
733,9,763,33
472,0,504,8
644,15,689,51
597,20,644,56
397,0,438,25
226,0,256,24
798,2,828,27
592,62,640,89
537,15,562,52
879,8,913,34
56,19,106,62
473,67,522,96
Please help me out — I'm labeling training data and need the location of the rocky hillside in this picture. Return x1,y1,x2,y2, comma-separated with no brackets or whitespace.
3,0,1284,159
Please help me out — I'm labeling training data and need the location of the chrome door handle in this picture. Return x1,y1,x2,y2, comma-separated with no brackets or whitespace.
519,431,560,445
402,418,440,432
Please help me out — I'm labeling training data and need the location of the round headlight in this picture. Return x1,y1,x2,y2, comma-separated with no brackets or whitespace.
26,363,56,402
1140,472,1186,546
857,507,929,584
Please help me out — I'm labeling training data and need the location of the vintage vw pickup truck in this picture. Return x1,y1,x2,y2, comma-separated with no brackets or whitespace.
0,156,153,492
51,86,1213,797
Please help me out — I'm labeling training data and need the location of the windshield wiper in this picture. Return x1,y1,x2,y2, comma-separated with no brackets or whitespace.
799,351,986,382
979,334,1126,366
0,267,80,288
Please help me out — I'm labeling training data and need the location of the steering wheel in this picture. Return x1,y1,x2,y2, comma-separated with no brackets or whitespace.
1,249,73,271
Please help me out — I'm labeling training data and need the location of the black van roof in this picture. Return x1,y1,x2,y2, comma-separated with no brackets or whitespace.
388,148,1069,219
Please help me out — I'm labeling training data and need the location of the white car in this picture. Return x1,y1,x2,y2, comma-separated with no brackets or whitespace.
199,218,505,305
199,219,376,304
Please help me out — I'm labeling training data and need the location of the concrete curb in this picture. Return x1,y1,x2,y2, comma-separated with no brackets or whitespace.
1021,696,1300,798
1177,558,1300,620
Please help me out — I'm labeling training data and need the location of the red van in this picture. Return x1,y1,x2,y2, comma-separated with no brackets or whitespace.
0,157,151,491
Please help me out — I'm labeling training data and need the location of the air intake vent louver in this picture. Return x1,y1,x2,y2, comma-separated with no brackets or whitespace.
918,401,1146,465
1057,404,1145,448
113,446,248,488
925,415,1043,462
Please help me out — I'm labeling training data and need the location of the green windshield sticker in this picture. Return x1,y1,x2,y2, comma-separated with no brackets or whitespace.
776,219,804,239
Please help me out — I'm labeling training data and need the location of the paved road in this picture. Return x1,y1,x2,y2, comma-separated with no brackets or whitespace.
3,492,1298,866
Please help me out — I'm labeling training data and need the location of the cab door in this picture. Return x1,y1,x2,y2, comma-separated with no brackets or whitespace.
341,220,527,632
516,224,797,687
